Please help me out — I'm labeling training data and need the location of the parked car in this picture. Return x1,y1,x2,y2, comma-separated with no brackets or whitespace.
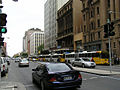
18,58,29,67
1,57,8,77
32,62,82,90
72,58,96,68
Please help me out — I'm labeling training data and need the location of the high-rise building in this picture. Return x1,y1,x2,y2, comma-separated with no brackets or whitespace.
44,0,57,50
30,31,44,55
23,28,43,55
57,0,83,50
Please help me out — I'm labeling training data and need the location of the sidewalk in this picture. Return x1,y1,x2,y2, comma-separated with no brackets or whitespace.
72,66,120,76
0,82,26,90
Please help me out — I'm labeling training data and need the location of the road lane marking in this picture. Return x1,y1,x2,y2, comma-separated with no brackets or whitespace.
89,77,98,80
24,84,35,87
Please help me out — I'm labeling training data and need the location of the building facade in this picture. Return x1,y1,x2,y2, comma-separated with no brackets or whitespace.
57,0,83,50
23,28,42,55
81,0,120,57
30,31,44,55
44,0,57,50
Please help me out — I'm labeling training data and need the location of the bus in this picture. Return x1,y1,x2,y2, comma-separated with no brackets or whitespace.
65,52,76,63
52,54,65,63
78,51,109,65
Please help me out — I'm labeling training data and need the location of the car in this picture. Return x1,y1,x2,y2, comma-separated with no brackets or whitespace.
15,58,20,62
72,58,96,68
32,62,82,90
18,58,29,67
1,57,9,77
4,57,10,65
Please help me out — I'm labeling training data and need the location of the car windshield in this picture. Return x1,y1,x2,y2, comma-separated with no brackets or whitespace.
47,63,71,72
83,58,90,61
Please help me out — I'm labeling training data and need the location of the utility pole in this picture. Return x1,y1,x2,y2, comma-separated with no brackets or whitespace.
107,18,112,73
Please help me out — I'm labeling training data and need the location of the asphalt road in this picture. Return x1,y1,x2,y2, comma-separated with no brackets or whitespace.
1,61,120,90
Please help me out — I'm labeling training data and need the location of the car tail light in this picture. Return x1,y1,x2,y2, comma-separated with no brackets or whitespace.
49,77,56,82
78,74,82,79
3,65,5,70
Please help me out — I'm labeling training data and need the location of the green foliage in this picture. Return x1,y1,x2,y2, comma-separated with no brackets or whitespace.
20,52,28,58
37,44,44,54
13,54,20,58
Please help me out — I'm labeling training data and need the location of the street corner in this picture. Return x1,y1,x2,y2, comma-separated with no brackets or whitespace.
0,81,26,90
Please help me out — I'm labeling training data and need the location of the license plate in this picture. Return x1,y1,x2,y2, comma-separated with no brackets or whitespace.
64,76,72,80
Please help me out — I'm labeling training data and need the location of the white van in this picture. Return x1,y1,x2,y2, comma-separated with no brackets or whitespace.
1,57,8,76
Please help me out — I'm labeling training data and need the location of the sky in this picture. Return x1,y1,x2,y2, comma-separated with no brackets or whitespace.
2,0,46,56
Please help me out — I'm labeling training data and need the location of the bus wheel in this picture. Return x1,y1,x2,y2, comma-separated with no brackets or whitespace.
82,64,85,68
72,63,75,67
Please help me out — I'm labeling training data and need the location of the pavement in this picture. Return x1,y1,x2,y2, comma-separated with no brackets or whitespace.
0,82,26,90
72,66,120,76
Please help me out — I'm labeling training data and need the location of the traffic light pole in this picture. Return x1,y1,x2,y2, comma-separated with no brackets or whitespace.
108,35,112,73
107,19,112,73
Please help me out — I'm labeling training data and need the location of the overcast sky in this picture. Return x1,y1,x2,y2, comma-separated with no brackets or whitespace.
2,0,46,56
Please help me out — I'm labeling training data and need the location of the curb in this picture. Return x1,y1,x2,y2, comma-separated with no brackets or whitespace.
72,67,120,76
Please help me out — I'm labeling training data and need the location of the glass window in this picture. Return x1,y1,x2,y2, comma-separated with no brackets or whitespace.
97,7,99,14
97,19,100,27
47,63,71,72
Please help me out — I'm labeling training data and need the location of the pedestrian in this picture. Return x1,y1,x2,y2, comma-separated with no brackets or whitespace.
117,57,119,64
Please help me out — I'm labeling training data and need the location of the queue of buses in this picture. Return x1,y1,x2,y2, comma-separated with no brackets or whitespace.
29,50,111,65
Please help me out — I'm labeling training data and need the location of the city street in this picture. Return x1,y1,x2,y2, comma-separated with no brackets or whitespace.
1,61,120,90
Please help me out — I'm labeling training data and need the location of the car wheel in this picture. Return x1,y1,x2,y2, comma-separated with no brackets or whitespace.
72,63,75,67
82,64,85,68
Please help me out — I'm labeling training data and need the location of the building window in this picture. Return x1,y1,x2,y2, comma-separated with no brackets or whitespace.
83,3,85,9
91,34,93,41
91,11,93,17
84,25,86,32
107,0,110,8
83,14,85,21
97,19,100,27
98,32,100,39
97,7,99,14
91,22,94,30
113,0,116,20
84,36,86,43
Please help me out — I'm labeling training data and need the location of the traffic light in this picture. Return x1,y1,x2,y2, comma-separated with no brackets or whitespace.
109,22,115,36
0,13,7,26
0,37,4,46
104,24,109,38
0,27,7,33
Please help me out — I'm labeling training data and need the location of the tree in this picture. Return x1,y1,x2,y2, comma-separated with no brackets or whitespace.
13,54,20,58
20,52,28,58
37,44,44,54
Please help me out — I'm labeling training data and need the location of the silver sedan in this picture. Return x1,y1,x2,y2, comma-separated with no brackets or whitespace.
18,59,29,67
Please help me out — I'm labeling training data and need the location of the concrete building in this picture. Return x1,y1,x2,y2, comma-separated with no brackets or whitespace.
44,0,57,50
80,0,120,57
57,0,83,50
23,28,42,55
30,31,44,55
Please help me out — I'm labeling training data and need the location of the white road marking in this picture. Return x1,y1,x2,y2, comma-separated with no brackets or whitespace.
24,84,35,87
89,77,98,79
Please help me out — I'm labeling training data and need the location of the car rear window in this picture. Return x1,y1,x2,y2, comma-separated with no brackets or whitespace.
83,58,90,61
47,63,71,72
